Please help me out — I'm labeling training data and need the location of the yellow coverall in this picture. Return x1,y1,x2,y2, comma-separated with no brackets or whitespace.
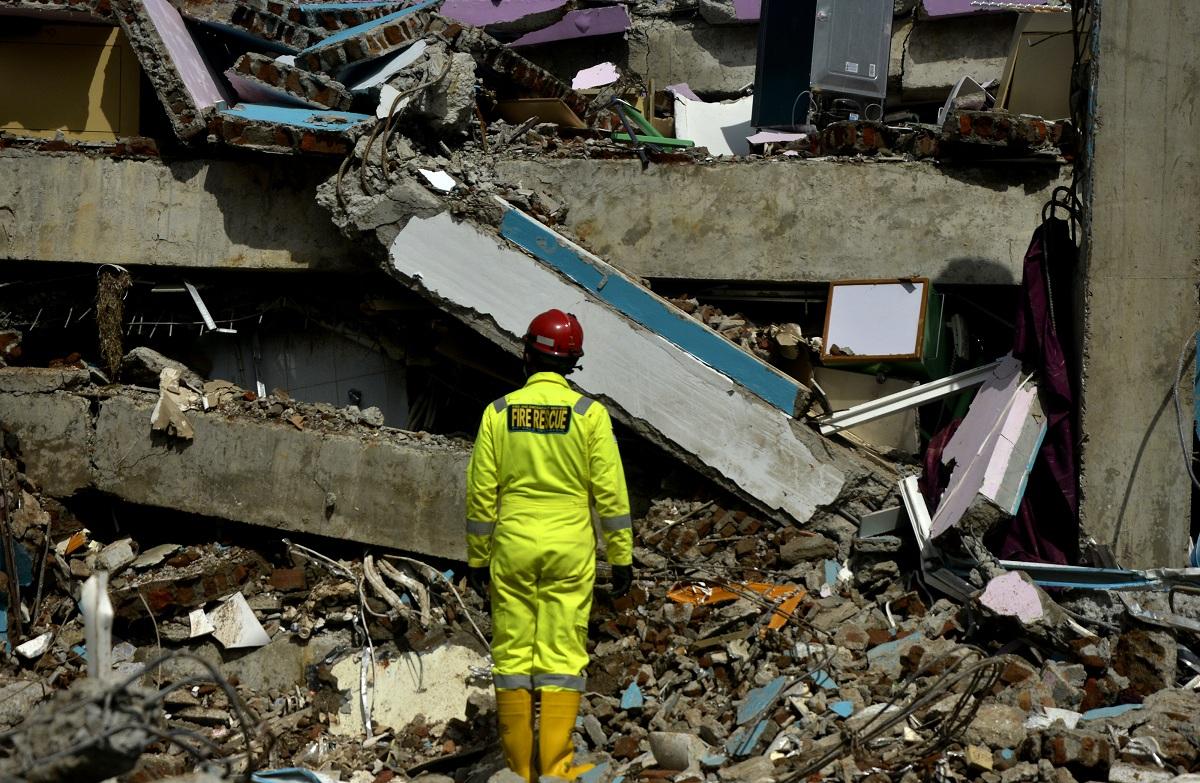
466,371,632,781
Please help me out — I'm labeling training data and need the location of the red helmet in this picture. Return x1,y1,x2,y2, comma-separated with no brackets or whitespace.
524,309,584,358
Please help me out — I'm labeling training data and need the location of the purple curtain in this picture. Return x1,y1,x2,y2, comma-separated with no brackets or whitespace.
921,218,1079,564
991,218,1079,564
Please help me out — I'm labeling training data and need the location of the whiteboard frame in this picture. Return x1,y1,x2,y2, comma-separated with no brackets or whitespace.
820,277,930,364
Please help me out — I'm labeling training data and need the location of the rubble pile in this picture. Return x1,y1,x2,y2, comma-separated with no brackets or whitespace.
2,480,1199,782
669,296,814,372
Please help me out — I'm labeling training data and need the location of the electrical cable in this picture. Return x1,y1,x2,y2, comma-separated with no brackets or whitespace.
1173,330,1200,493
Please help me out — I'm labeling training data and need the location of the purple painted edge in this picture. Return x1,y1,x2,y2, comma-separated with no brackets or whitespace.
142,0,228,109
509,5,631,47
732,0,760,21
441,0,567,27
665,83,701,101
922,0,1046,18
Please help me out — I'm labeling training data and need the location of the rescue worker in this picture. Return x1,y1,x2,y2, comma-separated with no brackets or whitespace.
465,308,634,783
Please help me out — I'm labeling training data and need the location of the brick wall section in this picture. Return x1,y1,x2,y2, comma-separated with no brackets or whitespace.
111,0,209,141
944,110,1051,148
296,8,433,73
207,112,356,155
230,52,353,110
229,4,327,50
437,19,592,121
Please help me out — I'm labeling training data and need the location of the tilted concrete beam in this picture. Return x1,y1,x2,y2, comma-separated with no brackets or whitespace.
381,205,889,526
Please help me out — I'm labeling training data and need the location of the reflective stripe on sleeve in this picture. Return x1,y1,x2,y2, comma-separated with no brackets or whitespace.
466,520,494,536
600,514,632,532
492,397,507,413
573,397,594,415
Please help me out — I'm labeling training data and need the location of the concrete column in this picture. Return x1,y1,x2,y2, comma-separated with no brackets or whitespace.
1079,0,1200,567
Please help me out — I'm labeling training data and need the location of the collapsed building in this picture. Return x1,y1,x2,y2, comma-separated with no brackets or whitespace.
0,0,1198,781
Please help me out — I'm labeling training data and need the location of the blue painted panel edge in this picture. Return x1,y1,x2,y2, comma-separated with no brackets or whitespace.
221,104,371,130
300,0,440,53
498,208,802,414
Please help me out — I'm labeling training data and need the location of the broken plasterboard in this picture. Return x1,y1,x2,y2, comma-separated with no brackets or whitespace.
208,592,270,649
572,61,620,90
673,94,753,157
929,356,1042,539
813,367,920,455
329,643,492,736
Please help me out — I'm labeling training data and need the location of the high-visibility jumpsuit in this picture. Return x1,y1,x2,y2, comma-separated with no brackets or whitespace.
466,371,632,781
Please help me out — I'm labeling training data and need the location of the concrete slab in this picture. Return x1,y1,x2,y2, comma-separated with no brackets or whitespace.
91,394,470,558
386,210,878,526
0,150,360,271
0,389,93,497
494,158,1070,285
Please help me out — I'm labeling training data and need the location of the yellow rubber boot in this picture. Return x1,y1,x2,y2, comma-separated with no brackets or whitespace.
496,689,535,783
537,690,594,781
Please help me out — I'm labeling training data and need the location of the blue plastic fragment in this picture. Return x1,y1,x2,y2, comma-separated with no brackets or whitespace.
1081,704,1142,721
73,644,87,660
701,754,727,768
725,718,768,757
0,539,34,587
620,682,644,710
0,606,7,651
999,749,1015,761
830,700,854,718
251,770,331,783
736,676,787,725
579,762,609,783
823,559,840,587
442,569,455,581
810,669,836,690
866,631,924,665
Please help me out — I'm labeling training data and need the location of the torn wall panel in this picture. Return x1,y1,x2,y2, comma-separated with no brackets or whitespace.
387,211,856,526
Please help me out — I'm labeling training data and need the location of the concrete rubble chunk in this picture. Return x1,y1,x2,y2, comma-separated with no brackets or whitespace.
119,347,205,390
226,52,354,110
94,537,137,575
1113,629,1178,697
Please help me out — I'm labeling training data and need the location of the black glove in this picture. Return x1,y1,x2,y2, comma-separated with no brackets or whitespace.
468,565,490,596
610,564,633,599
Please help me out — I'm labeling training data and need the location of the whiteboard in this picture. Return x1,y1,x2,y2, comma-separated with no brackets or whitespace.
821,279,928,361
